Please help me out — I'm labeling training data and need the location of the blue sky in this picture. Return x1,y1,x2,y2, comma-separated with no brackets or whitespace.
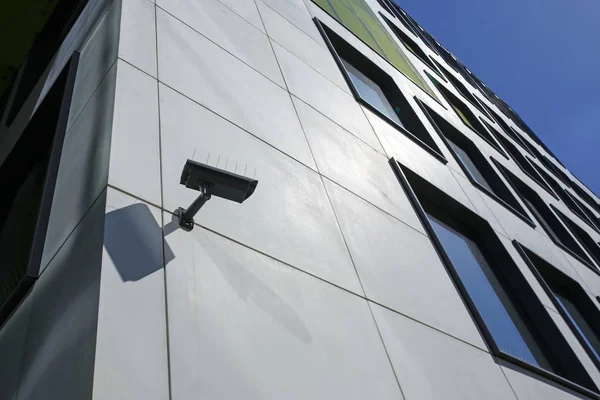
395,0,600,196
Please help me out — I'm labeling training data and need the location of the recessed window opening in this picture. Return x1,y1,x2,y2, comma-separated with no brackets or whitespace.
553,207,600,272
391,162,598,395
495,163,595,268
318,22,444,160
0,53,79,327
516,243,600,369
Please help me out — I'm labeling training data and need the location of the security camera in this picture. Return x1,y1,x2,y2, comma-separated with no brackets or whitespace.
175,159,258,231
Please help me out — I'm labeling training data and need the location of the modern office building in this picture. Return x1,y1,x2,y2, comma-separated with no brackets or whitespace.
2,0,600,398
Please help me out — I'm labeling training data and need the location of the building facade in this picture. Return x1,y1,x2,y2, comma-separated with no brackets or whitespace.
1,0,600,399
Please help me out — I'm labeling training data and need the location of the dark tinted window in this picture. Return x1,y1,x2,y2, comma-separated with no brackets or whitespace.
428,215,551,369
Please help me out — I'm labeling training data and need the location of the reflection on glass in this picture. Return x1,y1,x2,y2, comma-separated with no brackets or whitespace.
341,59,404,128
555,293,600,362
428,214,553,370
447,139,493,193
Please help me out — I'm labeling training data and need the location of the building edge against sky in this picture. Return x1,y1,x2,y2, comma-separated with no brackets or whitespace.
1,0,600,399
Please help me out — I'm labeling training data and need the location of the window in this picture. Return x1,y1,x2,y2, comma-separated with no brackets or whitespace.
310,0,437,100
391,161,598,396
7,0,89,125
553,207,600,272
422,105,532,224
570,180,600,215
538,155,572,187
381,16,443,78
426,73,505,155
515,243,600,369
486,126,557,198
318,22,445,161
431,58,492,119
494,161,596,268
0,53,79,327
531,162,600,232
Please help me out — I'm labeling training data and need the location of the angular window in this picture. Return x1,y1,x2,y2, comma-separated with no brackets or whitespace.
422,105,532,224
427,73,505,155
515,243,600,369
318,22,445,161
570,180,600,215
553,206,600,272
311,0,437,99
538,155,572,187
494,162,596,268
486,125,557,197
0,53,79,326
391,161,599,396
431,58,492,119
531,162,600,232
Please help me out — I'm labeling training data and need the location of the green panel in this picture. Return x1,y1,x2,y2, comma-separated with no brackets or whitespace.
312,0,338,20
453,105,475,129
312,0,437,100
329,0,382,54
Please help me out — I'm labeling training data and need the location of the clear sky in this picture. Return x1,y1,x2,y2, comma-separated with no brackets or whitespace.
394,0,600,197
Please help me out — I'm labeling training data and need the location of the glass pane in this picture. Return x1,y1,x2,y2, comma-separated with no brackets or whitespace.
523,198,561,244
555,293,600,362
447,140,494,192
427,215,553,370
341,59,404,127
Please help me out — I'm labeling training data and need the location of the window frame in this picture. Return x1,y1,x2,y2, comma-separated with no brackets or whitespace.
426,72,506,157
492,159,597,270
552,206,600,274
390,159,599,397
0,52,80,328
514,241,600,372
420,104,534,227
315,18,447,163
485,125,559,200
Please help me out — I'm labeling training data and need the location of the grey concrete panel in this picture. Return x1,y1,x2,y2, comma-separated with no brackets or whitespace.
16,191,106,400
108,61,161,205
502,366,589,400
159,85,361,293
325,180,488,349
156,0,284,86
371,303,519,400
295,99,423,229
259,0,323,44
156,9,315,168
40,63,117,273
216,0,265,32
272,42,383,151
119,0,157,77
257,1,348,92
0,287,35,400
92,189,169,400
163,224,404,400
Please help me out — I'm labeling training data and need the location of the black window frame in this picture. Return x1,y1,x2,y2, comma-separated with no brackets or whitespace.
430,58,493,120
6,0,89,126
570,181,600,215
492,159,597,270
420,103,534,227
486,126,559,199
315,19,447,163
0,52,80,328
531,162,600,234
426,72,506,156
552,206,600,274
514,241,600,372
390,159,599,397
